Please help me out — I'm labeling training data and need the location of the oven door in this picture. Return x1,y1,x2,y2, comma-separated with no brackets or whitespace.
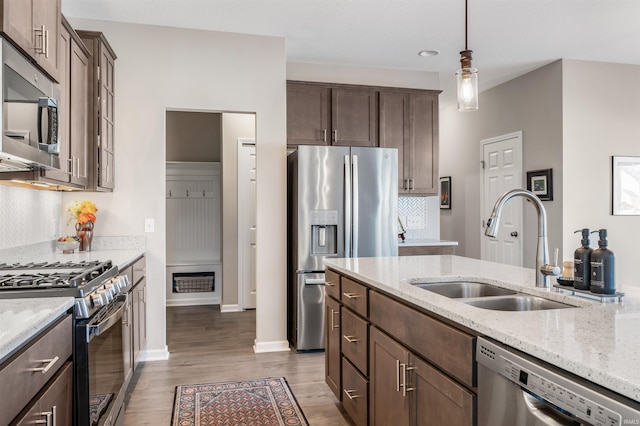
75,293,129,426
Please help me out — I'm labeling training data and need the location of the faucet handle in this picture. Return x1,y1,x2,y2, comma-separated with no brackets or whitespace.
541,248,561,277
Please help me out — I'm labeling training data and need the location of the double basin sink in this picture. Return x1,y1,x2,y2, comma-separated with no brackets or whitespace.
412,281,575,311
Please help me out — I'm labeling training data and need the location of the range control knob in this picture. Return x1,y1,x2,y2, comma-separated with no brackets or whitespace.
92,291,106,307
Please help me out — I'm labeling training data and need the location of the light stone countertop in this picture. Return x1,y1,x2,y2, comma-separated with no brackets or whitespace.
0,236,145,363
324,255,640,403
0,297,75,363
398,238,458,247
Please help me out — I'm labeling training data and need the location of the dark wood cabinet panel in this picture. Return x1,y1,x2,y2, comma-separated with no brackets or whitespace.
369,327,409,426
77,30,117,191
380,90,439,195
369,289,475,388
325,295,342,400
398,245,456,256
133,277,147,369
331,87,378,147
287,82,330,145
342,307,369,375
325,269,341,300
410,354,475,426
342,357,369,426
13,362,73,426
341,277,368,317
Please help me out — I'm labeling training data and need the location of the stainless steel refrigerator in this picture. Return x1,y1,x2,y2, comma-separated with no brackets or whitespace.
287,145,398,350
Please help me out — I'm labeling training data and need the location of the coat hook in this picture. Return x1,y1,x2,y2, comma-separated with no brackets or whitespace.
169,190,172,197
203,190,205,197
186,190,189,197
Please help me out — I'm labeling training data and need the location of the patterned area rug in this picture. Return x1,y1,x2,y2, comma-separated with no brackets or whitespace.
171,377,309,426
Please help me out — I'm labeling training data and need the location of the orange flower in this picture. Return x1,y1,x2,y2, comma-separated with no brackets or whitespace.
77,213,97,224
66,200,98,224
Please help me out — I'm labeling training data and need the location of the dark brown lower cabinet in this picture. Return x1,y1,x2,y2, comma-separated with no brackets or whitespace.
370,326,475,426
325,295,342,400
342,357,369,426
12,362,73,426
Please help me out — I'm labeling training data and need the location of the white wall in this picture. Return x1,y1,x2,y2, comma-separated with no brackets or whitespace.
440,61,564,267
63,19,287,357
562,60,640,291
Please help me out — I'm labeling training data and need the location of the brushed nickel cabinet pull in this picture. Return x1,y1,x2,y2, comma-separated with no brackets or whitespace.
33,356,59,374
343,335,359,343
396,359,401,392
401,364,416,396
343,292,360,299
409,179,415,190
325,281,337,287
403,179,409,190
343,389,361,400
333,129,337,142
323,129,327,142
44,28,49,58
330,309,340,330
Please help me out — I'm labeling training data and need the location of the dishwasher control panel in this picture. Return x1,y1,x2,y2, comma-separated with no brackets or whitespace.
477,338,640,426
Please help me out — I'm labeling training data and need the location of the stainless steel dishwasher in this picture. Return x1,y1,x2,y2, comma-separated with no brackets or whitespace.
477,337,640,426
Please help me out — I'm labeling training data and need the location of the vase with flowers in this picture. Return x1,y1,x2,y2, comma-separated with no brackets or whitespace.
67,200,98,251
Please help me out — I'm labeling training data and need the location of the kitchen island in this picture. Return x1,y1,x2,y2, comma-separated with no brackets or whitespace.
325,254,640,404
397,238,458,255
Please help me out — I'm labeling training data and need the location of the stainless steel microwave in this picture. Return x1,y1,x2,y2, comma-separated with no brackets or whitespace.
0,37,60,171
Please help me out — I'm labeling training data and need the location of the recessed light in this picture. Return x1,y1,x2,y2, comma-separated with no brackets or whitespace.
418,50,439,57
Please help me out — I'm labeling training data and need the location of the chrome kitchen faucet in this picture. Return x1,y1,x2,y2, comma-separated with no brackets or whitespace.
485,189,560,288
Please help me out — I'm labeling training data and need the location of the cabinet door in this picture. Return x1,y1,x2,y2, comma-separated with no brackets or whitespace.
369,327,409,426
332,87,377,147
379,91,410,193
408,93,438,195
325,296,342,400
32,0,61,82
99,46,116,189
69,35,89,186
287,83,330,146
133,278,147,370
122,296,133,383
1,0,33,53
13,362,73,426
409,355,475,426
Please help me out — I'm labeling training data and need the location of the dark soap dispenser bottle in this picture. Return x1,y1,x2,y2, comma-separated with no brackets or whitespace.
573,228,592,290
590,229,616,294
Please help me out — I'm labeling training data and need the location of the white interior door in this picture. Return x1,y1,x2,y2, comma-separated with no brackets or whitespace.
481,132,523,266
238,139,257,309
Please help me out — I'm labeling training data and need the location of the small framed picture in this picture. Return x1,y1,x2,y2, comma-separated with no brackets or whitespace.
440,176,451,209
526,169,553,201
612,156,640,215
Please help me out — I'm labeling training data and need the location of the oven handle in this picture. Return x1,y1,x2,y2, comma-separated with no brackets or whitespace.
88,295,128,339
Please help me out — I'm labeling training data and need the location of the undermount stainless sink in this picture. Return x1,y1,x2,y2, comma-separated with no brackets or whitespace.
463,295,574,311
413,281,517,298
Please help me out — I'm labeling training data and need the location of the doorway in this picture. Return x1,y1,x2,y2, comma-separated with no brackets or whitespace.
480,131,523,266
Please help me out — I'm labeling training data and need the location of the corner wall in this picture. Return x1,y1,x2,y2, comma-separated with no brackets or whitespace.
440,61,564,267
64,18,287,357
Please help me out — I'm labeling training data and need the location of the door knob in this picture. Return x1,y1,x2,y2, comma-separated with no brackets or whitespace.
510,231,518,237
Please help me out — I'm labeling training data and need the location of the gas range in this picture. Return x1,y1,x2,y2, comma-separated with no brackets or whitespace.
0,260,130,318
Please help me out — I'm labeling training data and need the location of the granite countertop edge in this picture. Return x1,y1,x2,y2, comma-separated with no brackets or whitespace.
324,255,640,403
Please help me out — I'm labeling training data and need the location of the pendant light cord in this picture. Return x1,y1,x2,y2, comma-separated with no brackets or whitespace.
465,0,468,50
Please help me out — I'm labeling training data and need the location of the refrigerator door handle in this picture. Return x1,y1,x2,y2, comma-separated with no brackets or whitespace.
344,154,352,257
352,154,359,257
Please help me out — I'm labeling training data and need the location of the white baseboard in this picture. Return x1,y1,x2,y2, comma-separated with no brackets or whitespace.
220,304,243,313
253,339,291,353
140,346,170,361
166,297,221,307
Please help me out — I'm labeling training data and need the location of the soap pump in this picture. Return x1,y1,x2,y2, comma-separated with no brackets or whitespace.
590,229,616,294
573,228,592,290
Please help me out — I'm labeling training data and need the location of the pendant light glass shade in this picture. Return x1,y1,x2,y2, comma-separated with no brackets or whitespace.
456,66,478,111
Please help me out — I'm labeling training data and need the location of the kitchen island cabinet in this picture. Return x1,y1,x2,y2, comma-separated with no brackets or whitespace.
326,265,476,426
324,255,640,408
121,255,147,371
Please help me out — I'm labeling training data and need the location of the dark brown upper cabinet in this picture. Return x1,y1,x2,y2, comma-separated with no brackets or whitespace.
379,90,439,196
287,82,377,147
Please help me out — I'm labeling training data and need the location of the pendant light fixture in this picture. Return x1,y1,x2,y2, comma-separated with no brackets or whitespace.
456,0,479,111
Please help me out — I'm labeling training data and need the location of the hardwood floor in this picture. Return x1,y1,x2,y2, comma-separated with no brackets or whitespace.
124,305,353,425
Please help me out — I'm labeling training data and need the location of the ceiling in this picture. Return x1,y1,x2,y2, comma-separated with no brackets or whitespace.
62,0,640,108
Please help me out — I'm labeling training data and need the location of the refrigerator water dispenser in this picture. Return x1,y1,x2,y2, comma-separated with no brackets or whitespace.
310,210,338,255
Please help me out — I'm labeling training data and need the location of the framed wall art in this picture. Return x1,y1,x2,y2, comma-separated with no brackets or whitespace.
526,169,553,201
612,156,640,215
440,176,451,209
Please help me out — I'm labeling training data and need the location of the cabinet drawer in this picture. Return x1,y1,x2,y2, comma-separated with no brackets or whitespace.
369,291,475,388
342,357,368,426
0,315,72,426
132,256,146,284
341,277,368,317
325,269,341,300
12,362,73,426
342,308,368,375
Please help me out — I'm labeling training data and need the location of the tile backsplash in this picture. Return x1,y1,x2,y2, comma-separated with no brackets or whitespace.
0,186,61,250
398,196,439,239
